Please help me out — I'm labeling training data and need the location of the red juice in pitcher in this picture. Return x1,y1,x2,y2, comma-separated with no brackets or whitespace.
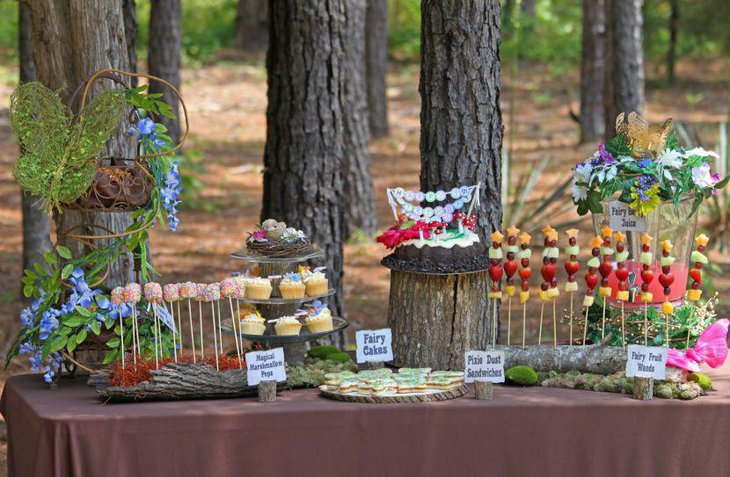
605,259,688,308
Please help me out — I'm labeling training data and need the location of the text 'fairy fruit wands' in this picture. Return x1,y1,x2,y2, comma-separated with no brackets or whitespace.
659,240,675,347
564,229,580,345
504,226,520,346
583,236,601,346
614,232,629,349
639,233,655,345
488,231,504,348
518,232,532,348
598,226,614,341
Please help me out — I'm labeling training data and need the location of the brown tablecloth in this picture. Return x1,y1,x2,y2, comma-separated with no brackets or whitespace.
3,363,730,477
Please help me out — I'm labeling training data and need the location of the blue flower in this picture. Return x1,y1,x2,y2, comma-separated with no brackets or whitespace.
638,158,652,168
19,341,36,355
137,117,156,135
38,310,59,341
161,161,183,232
20,307,34,327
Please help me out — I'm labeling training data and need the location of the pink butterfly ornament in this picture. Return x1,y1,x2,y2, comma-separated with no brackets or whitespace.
666,319,730,372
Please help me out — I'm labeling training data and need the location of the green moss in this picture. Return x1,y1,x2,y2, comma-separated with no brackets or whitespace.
505,365,538,386
655,383,675,399
307,345,340,359
688,372,713,390
327,352,352,363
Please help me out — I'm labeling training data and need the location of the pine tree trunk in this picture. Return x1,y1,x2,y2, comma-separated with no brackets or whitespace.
365,0,389,138
28,0,137,289
666,0,678,85
604,0,645,137
19,0,52,274
387,0,502,369
148,0,182,145
262,0,349,317
342,0,375,238
579,0,606,143
122,0,138,81
234,0,268,53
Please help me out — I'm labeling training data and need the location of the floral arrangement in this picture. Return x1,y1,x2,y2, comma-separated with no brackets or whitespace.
8,78,183,383
376,213,477,249
572,112,728,216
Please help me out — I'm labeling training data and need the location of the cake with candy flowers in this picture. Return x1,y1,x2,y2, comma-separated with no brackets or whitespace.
377,185,488,273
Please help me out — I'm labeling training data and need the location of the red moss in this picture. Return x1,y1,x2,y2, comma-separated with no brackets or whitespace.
109,354,246,387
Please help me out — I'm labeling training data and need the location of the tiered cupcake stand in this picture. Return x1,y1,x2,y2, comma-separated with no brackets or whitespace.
222,248,348,364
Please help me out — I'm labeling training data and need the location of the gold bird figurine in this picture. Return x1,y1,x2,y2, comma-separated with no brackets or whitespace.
615,112,672,159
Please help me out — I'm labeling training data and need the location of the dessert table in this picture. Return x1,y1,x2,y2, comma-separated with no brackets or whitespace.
3,363,730,477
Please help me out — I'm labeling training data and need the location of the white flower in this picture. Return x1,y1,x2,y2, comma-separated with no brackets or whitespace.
573,162,593,185
691,163,719,188
572,182,588,202
656,149,683,168
685,147,719,159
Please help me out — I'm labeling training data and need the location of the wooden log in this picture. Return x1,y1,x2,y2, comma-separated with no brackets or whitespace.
96,362,264,402
474,381,493,400
499,344,628,374
633,377,654,400
388,270,490,370
258,380,277,402
366,361,384,370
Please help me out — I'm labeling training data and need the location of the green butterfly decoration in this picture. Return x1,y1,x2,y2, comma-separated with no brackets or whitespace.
9,82,126,213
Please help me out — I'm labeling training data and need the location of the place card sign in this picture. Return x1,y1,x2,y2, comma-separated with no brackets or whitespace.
625,344,667,380
356,328,393,363
464,350,505,383
246,347,287,386
608,200,647,232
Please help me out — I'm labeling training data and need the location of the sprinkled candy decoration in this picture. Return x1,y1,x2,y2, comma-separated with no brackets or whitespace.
203,282,221,301
204,283,221,370
123,283,142,303
178,282,197,299
111,287,125,306
162,283,180,362
111,287,126,369
163,283,180,302
123,283,142,360
220,277,238,298
143,282,163,304
144,282,164,368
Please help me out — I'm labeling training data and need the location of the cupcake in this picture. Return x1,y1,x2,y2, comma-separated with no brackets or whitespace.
304,300,333,333
279,273,306,299
274,316,302,336
240,312,266,336
245,277,273,300
304,271,328,297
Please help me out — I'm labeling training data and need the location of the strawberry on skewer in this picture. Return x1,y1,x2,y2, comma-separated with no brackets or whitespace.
614,231,629,348
503,226,520,346
564,229,581,345
488,231,504,348
639,233,655,345
539,226,559,346
583,236,602,346
518,232,532,348
659,240,675,347
687,234,709,346
598,226,615,341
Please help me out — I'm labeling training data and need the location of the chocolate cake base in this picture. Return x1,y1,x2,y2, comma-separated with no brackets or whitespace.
381,242,489,274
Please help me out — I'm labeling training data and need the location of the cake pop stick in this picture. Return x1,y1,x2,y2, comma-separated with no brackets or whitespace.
204,283,221,370
614,232,629,349
216,297,224,355
583,236,601,346
487,231,504,348
564,229,581,345
517,232,532,348
687,234,709,346
639,233,655,345
222,278,244,368
163,284,179,362
598,226,615,341
504,226,520,346
179,282,197,362
195,283,206,359
111,287,126,369
659,240,675,347
124,283,142,359
144,283,163,369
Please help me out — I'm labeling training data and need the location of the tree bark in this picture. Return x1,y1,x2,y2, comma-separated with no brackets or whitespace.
604,0,645,137
365,0,389,138
262,0,349,317
666,0,678,85
19,0,52,274
387,0,502,369
148,0,182,145
342,0,375,238
28,0,137,289
234,0,268,53
579,0,606,143
122,0,138,81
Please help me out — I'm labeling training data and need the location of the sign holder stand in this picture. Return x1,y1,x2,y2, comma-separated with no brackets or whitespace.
633,376,653,400
258,380,277,402
475,381,494,400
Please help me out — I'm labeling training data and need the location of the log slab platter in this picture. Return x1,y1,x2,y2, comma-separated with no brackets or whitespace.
320,384,468,404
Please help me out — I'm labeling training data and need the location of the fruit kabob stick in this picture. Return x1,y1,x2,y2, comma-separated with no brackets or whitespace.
518,232,532,348
163,284,180,362
614,232,630,349
583,236,601,346
546,229,560,348
598,226,615,341
487,231,504,348
503,226,520,346
144,282,163,369
687,234,709,346
564,229,581,345
539,226,559,347
659,240,675,347
639,233,655,345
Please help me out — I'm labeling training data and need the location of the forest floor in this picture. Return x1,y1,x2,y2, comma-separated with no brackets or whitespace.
0,57,728,473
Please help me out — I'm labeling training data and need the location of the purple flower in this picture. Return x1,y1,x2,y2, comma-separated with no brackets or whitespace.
161,161,183,232
598,142,615,164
